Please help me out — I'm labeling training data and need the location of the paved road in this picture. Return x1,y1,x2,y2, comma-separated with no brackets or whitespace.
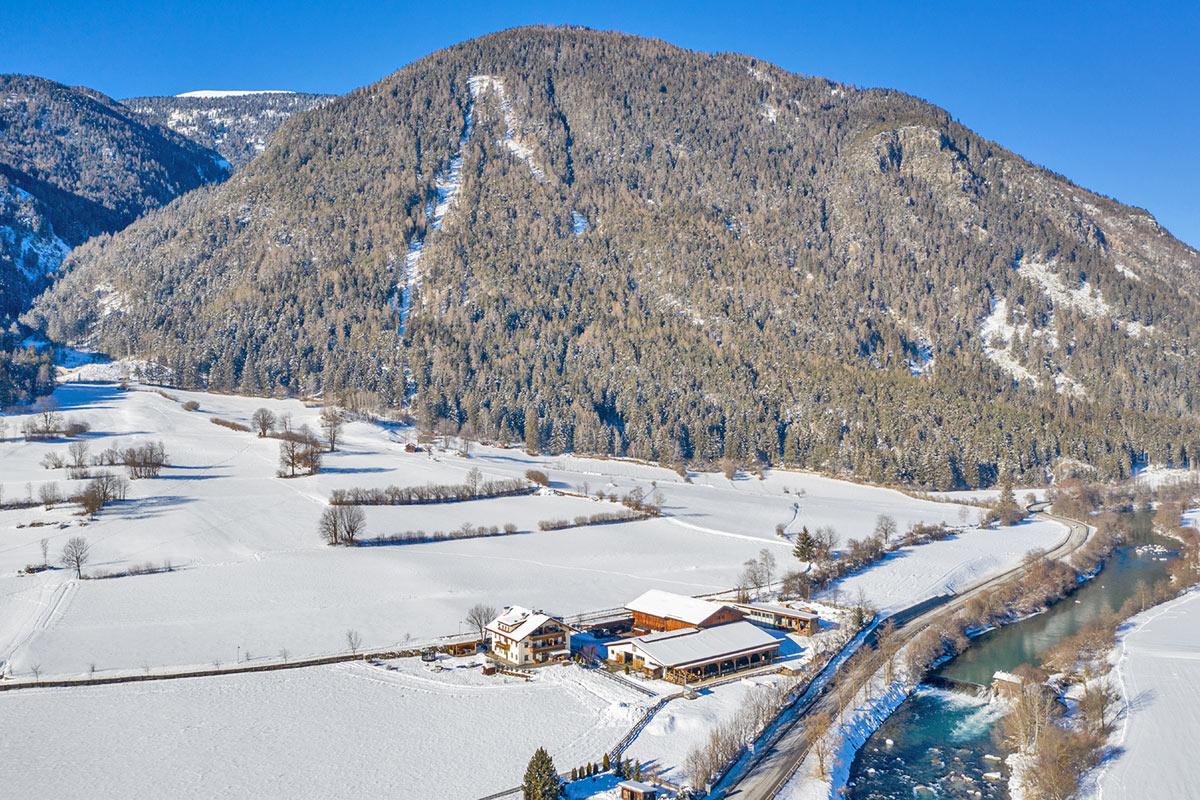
719,508,1090,800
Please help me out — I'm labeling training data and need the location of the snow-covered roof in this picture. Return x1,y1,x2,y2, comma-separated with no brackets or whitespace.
734,601,818,620
618,780,660,793
485,606,562,641
626,589,732,625
629,621,779,670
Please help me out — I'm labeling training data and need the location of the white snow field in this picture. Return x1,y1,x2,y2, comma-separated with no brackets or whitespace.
1088,530,1200,799
0,382,1074,798
832,516,1066,613
0,657,645,799
0,382,1063,680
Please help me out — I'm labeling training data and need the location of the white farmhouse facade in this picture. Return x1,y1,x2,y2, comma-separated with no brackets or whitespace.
485,606,572,667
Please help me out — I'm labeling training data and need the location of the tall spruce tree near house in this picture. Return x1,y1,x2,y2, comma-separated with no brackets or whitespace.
521,747,563,800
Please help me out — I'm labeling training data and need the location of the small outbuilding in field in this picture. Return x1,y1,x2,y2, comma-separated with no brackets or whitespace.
618,779,661,800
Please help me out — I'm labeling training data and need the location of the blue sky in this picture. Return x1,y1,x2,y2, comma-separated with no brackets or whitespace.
4,0,1197,246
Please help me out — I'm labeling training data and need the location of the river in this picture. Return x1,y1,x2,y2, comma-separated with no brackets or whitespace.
846,510,1177,799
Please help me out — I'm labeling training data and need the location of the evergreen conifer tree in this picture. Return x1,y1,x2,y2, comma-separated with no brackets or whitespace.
793,525,814,561
521,747,563,800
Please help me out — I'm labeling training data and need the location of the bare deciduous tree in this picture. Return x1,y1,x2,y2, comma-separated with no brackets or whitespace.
68,440,90,470
874,514,897,544
318,505,366,545
758,547,777,590
278,425,322,477
123,441,168,479
345,629,362,655
320,408,345,452
251,407,276,437
809,710,834,778
40,538,48,567
60,536,90,578
38,482,62,510
466,602,497,641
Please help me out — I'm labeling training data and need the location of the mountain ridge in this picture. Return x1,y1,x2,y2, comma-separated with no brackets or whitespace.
0,73,228,324
122,91,334,169
24,26,1200,486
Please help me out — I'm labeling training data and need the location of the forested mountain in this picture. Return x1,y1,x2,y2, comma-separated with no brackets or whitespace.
24,27,1200,486
0,74,229,322
122,92,334,170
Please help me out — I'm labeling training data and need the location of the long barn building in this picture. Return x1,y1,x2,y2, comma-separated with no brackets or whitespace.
625,589,743,634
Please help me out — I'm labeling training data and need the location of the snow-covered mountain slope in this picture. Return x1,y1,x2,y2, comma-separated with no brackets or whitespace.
0,74,228,321
124,91,334,169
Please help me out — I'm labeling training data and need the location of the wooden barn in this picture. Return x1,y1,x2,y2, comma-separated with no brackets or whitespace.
625,589,742,634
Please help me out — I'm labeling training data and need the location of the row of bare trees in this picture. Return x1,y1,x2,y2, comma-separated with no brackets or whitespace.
328,474,532,506
352,522,519,547
252,407,344,451
35,439,168,482
683,676,801,789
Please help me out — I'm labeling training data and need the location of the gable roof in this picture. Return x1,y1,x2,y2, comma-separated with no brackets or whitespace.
625,589,732,625
485,606,563,641
628,621,780,670
734,601,819,621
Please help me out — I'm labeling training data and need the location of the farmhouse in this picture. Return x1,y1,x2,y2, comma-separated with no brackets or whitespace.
485,606,572,667
733,601,820,635
608,620,780,683
625,589,742,634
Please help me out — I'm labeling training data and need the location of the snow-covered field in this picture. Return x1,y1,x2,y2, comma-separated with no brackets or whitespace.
832,517,1066,614
0,382,1038,679
1088,513,1200,799
0,656,644,799
0,382,1074,797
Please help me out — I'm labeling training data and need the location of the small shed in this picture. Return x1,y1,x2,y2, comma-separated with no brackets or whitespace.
992,670,1024,699
618,780,660,800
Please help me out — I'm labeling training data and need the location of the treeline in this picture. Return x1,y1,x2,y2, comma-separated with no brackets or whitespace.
537,508,652,531
1,74,227,324
329,477,532,506
0,331,55,408
357,522,518,547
